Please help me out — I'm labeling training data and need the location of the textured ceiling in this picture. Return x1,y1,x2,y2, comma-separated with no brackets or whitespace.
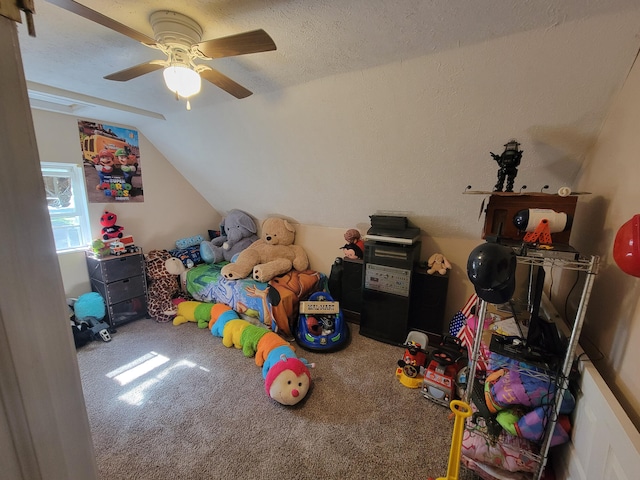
18,0,640,116
14,1,640,238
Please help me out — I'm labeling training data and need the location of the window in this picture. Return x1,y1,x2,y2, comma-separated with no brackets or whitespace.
41,163,92,252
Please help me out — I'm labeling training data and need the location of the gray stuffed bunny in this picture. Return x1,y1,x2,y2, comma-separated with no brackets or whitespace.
200,209,259,264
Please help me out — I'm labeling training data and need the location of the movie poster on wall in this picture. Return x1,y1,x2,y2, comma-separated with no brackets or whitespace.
78,120,144,203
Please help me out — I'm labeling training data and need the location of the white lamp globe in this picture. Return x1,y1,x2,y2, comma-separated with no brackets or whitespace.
163,66,201,98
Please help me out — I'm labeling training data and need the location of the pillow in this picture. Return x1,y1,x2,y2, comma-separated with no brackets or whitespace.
170,245,201,267
176,235,204,250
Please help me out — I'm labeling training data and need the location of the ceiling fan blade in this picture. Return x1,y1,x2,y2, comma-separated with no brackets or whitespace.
105,62,164,82
200,69,252,99
46,0,156,45
196,29,276,59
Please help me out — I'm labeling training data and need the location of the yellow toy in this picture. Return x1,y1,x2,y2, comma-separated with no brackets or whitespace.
429,400,472,480
222,319,251,348
172,301,199,326
172,300,215,328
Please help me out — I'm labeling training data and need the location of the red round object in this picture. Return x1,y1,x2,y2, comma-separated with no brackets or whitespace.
613,214,640,277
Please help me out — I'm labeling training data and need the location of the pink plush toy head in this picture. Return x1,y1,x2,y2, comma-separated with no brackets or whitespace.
264,356,311,406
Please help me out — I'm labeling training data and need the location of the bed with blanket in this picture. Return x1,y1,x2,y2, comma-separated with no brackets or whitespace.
181,262,327,338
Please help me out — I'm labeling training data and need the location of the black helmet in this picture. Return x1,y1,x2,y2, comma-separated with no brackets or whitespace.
467,242,517,304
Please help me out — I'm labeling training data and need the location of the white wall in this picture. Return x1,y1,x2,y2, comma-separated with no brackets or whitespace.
31,110,221,298
562,55,640,429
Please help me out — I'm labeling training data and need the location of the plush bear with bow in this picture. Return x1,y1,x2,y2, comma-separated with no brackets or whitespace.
221,217,309,283
200,209,259,264
145,250,186,323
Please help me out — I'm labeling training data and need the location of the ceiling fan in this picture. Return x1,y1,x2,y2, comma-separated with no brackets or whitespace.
46,0,277,109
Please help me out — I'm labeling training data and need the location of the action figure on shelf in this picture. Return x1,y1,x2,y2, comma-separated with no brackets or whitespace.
491,139,523,192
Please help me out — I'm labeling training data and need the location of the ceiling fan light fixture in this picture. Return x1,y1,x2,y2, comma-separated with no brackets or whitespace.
163,65,201,98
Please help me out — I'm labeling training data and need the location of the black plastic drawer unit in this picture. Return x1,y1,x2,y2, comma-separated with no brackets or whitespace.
85,250,148,327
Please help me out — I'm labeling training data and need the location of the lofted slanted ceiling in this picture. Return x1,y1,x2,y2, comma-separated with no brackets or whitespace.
17,1,640,238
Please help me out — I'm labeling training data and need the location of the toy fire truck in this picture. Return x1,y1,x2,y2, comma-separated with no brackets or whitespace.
422,336,467,407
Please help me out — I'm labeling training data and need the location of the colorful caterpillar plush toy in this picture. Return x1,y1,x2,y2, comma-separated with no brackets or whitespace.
207,303,314,406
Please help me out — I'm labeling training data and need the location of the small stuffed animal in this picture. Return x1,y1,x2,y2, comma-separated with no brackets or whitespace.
341,228,364,259
100,211,124,240
200,209,259,264
145,250,186,323
221,217,309,283
91,238,110,257
427,253,452,275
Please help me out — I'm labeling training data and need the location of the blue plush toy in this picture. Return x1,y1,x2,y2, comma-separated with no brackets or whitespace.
262,345,297,378
74,292,106,321
72,292,111,342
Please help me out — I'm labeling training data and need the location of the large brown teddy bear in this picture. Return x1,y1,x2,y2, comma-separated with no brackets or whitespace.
221,217,309,282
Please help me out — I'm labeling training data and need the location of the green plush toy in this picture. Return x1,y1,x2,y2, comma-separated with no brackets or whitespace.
194,302,215,329
91,238,110,257
240,324,270,357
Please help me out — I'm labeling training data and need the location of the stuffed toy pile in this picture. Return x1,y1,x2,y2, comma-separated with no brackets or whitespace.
173,300,314,406
484,367,574,446
221,217,309,282
200,209,259,264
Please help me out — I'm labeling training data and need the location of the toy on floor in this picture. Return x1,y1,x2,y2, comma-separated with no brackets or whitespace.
295,291,350,352
395,330,429,388
422,335,467,407
145,249,187,323
208,303,315,406
69,292,112,342
428,400,472,480
172,300,216,328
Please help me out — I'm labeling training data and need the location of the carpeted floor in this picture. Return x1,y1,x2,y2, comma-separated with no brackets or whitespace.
77,318,476,479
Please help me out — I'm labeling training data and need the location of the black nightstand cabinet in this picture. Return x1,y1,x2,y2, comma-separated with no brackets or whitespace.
408,268,449,335
85,251,148,327
341,258,364,318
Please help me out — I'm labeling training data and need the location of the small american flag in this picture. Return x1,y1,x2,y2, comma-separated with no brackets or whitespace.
448,294,478,336
449,293,487,370
449,311,467,336
461,293,478,318
457,324,487,371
